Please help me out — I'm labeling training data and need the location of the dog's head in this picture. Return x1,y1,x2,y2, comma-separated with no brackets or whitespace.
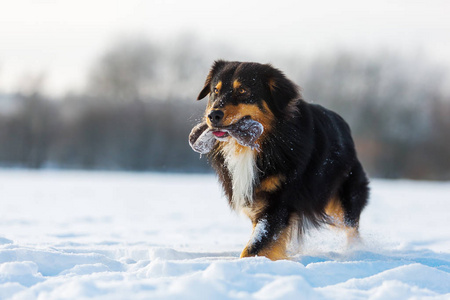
197,60,300,140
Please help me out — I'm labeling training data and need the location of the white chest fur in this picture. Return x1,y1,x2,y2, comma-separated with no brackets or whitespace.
222,141,256,211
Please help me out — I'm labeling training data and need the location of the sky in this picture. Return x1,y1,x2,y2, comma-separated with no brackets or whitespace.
1,0,449,96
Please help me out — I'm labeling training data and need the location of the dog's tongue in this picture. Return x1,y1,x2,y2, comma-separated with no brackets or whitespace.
212,131,227,137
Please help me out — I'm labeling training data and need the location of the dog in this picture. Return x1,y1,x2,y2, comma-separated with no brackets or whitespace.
189,60,369,260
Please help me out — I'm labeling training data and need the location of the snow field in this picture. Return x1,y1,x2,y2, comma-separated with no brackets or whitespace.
0,171,449,299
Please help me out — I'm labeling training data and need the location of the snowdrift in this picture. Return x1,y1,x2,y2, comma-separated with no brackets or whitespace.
0,171,449,299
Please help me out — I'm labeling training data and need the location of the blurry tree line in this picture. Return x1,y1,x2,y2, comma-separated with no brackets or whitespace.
292,52,450,179
0,36,449,179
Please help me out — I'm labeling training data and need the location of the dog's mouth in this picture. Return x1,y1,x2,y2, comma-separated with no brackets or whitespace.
197,116,263,151
211,130,230,141
210,116,254,141
212,131,229,138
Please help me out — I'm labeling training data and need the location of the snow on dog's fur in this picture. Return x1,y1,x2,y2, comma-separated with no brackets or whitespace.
191,60,370,260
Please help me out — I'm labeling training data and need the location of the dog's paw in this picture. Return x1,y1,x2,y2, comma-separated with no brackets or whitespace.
189,121,216,154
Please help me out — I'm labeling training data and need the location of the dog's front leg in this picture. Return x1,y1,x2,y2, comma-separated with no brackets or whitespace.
240,207,291,261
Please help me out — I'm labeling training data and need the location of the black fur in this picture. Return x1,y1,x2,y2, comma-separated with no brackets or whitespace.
259,102,369,228
196,60,369,258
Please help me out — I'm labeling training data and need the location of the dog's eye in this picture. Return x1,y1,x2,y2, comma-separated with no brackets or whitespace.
214,88,219,94
239,88,246,94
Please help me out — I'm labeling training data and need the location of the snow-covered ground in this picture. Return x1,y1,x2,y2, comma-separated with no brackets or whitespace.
0,170,449,299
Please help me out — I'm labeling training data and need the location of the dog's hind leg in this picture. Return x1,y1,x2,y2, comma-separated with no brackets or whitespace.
325,196,355,242
240,206,292,260
337,161,369,246
325,196,362,245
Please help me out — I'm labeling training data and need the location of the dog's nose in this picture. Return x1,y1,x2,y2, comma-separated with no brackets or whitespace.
208,110,224,125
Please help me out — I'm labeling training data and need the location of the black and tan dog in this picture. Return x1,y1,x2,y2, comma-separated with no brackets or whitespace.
189,60,369,260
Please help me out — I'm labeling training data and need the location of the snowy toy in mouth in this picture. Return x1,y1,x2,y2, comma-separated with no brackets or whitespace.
188,122,216,154
189,117,264,154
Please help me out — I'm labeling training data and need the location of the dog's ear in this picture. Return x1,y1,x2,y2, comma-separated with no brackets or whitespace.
197,60,227,100
265,65,300,113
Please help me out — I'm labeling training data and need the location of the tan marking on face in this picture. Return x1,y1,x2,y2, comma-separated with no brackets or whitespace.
215,81,222,93
222,102,274,130
258,175,286,193
233,80,241,90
